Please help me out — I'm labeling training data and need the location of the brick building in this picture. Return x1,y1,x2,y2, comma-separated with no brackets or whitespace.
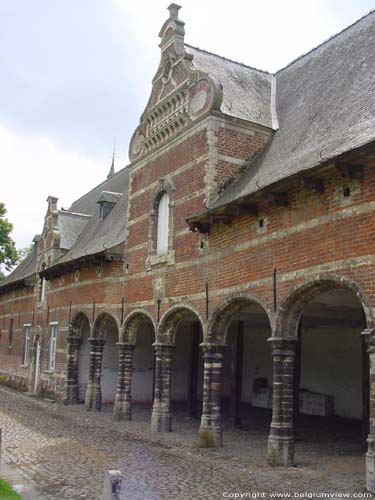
1,4,375,491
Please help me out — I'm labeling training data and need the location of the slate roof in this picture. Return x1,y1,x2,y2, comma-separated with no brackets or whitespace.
58,166,129,263
58,211,91,250
0,166,129,290
209,9,375,210
185,44,275,129
0,251,37,289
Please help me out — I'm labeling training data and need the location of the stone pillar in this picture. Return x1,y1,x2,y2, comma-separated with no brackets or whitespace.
363,328,375,493
85,337,105,411
113,343,135,420
267,336,299,467
151,343,173,432
63,333,81,405
198,344,223,447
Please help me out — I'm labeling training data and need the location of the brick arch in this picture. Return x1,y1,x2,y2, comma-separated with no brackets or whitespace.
208,293,273,345
120,309,156,344
157,303,204,344
70,312,91,338
92,312,120,341
276,274,374,337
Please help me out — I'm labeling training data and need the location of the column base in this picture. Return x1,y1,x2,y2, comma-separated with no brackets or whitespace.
151,412,172,432
198,421,222,447
85,387,102,411
267,434,294,467
63,383,79,405
366,437,375,493
113,399,132,421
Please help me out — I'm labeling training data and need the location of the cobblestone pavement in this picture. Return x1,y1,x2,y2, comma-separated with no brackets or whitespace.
0,386,371,500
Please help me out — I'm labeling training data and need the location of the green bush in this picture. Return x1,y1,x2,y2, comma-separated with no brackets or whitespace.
0,478,22,499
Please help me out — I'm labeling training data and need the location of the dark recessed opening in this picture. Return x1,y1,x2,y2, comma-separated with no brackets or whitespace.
200,241,204,249
343,187,351,198
259,219,264,228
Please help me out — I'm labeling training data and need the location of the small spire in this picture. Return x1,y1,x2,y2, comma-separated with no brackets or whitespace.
107,141,115,179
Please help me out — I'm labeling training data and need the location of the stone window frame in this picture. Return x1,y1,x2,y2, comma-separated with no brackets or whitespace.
147,178,175,269
46,321,58,372
21,323,31,366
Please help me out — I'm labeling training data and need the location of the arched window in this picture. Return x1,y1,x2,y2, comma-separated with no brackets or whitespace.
156,192,169,255
38,263,46,303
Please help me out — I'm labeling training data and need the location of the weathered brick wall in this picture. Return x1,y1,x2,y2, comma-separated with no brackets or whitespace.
0,260,124,398
0,108,374,400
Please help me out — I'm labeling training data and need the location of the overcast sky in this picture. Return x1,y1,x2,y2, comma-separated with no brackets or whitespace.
1,0,374,250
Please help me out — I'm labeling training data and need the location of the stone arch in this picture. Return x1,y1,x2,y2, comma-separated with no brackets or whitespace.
276,274,373,337
148,177,176,258
158,303,205,344
120,309,156,344
208,292,273,345
92,312,121,341
150,176,176,211
70,312,91,337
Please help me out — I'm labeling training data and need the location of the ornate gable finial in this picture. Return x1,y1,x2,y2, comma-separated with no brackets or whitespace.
128,4,223,163
159,4,185,53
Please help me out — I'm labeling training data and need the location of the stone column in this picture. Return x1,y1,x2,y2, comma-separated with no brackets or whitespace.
363,328,375,493
113,343,135,420
63,333,81,405
267,336,299,467
198,344,223,447
85,337,105,411
151,343,173,432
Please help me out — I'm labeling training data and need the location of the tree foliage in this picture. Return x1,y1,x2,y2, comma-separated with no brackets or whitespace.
0,202,18,279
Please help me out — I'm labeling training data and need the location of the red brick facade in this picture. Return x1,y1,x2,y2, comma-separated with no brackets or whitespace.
1,4,375,492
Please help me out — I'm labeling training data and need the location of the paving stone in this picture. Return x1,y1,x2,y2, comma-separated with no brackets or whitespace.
0,386,371,499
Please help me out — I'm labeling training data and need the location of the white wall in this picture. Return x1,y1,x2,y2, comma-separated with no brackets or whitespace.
77,320,90,402
222,320,272,402
131,323,154,403
300,322,362,419
101,324,118,403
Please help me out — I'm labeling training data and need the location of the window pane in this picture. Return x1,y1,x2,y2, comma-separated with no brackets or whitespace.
157,192,169,255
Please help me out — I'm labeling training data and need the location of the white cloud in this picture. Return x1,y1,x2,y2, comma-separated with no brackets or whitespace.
0,123,110,248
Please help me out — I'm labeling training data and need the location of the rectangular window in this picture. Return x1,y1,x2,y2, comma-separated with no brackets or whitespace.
47,323,58,371
22,324,31,365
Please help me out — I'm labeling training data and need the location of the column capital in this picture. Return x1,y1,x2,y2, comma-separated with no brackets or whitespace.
88,337,105,348
116,342,135,352
67,334,81,344
153,342,174,354
267,336,299,355
200,343,224,358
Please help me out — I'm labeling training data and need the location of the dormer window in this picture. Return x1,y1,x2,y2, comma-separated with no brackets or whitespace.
156,192,169,255
97,191,122,221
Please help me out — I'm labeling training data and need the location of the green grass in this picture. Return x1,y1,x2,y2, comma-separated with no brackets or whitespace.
0,478,21,500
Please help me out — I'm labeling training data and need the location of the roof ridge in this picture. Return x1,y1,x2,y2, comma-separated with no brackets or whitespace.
70,164,129,210
184,43,272,76
275,8,375,74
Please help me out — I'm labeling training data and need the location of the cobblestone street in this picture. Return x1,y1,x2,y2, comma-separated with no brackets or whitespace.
0,386,371,499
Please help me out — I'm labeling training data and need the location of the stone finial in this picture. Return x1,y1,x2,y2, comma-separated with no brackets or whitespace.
159,3,185,50
168,3,181,19
47,196,58,209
